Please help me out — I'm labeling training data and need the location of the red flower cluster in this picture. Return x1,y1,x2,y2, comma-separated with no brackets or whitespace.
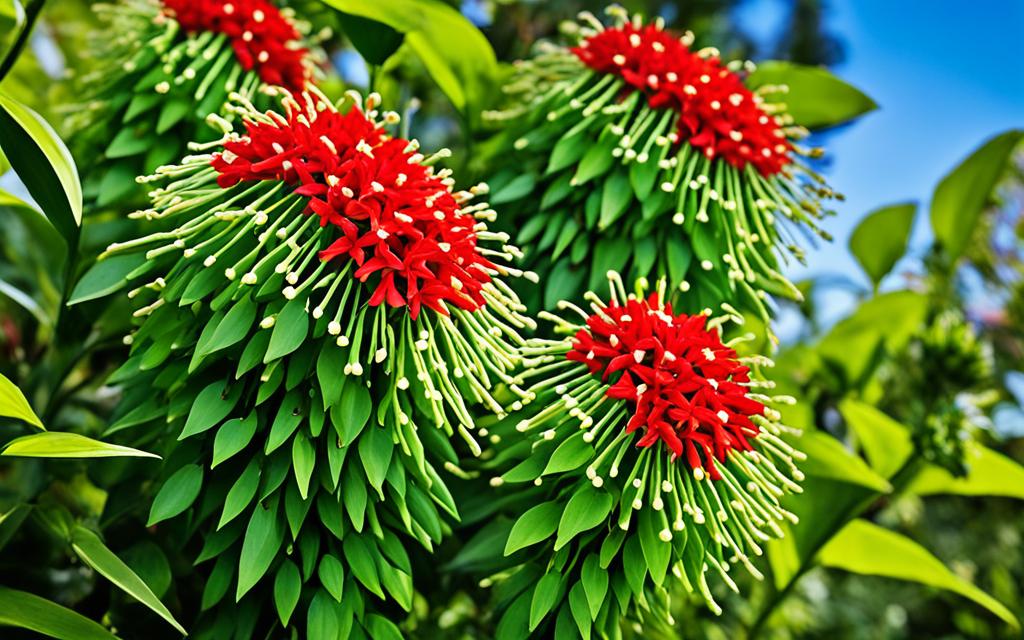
162,0,310,91
571,24,790,175
567,294,767,477
212,95,496,319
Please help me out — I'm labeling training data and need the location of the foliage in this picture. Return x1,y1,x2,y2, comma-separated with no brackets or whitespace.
0,1,1021,639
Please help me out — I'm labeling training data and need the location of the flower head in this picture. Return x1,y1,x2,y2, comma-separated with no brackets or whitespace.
162,0,311,91
212,91,497,319
572,23,789,175
567,292,766,477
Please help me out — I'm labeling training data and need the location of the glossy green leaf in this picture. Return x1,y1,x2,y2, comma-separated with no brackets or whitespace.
580,554,608,621
2,432,158,459
211,414,258,468
794,430,892,492
335,382,371,446
67,253,148,305
358,425,393,496
365,614,403,640
819,519,1018,628
907,442,1024,499
555,487,613,551
0,587,118,640
0,371,42,429
307,590,340,640
343,535,385,598
265,298,309,362
336,12,403,65
505,500,561,556
70,526,186,635
179,380,240,440
747,61,877,129
218,459,260,529
292,432,316,499
0,93,82,245
320,0,497,122
273,560,301,626
529,572,561,631
148,464,203,526
930,129,1023,261
839,399,914,479
237,498,285,599
318,554,345,602
848,202,916,288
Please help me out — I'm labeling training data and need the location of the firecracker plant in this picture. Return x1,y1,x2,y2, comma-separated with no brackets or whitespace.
485,6,838,326
476,273,803,638
81,86,535,637
68,0,324,209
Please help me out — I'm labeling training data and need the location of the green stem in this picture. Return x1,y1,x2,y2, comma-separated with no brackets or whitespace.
0,0,46,83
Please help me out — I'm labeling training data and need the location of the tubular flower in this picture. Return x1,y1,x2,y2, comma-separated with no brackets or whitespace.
485,6,838,328
210,94,496,319
67,0,323,210
480,273,803,634
85,88,534,636
163,0,310,90
565,291,768,477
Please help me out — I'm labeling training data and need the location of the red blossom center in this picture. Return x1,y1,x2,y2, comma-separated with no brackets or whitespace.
162,0,310,92
211,94,496,320
571,24,791,175
567,294,766,477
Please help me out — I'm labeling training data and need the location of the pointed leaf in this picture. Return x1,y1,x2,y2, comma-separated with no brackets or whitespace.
0,587,118,640
848,202,916,287
0,372,42,429
505,500,561,556
3,432,158,459
148,464,203,525
555,487,612,551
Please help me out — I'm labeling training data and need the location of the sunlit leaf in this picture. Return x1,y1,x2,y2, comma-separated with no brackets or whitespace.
1,432,160,458
0,587,118,640
0,372,42,429
907,442,1024,499
819,519,1018,628
848,202,917,288
838,399,914,479
930,129,1023,261
792,430,892,492
747,61,877,129
0,93,82,246
70,526,186,635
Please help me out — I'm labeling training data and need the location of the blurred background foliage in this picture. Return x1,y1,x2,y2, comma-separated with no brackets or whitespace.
0,0,1022,638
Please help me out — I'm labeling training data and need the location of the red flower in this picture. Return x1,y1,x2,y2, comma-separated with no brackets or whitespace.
211,93,497,320
567,294,767,478
571,23,790,175
162,0,310,91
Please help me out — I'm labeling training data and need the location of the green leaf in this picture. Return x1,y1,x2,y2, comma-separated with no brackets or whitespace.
307,590,339,640
70,526,186,635
67,251,148,305
907,442,1024,499
2,432,158,459
335,382,372,446
358,426,393,497
218,459,260,529
318,554,345,602
543,433,592,475
265,298,310,362
505,500,561,556
198,296,257,357
0,587,118,640
321,0,497,122
292,432,316,500
794,430,892,492
638,507,670,586
568,582,592,640
555,487,612,551
839,399,914,479
0,371,42,429
930,129,1024,261
747,61,877,129
0,93,82,246
273,560,302,626
819,519,1018,628
211,414,258,468
598,170,632,230
529,572,562,631
148,464,203,526
365,614,403,640
848,202,916,288
179,380,240,440
336,12,403,65
580,554,607,621
237,498,285,599
491,173,536,205
343,534,385,598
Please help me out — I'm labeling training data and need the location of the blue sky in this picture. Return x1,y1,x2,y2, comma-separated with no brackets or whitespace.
738,0,1024,295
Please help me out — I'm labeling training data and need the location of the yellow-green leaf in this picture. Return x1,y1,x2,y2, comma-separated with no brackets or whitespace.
0,372,42,429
